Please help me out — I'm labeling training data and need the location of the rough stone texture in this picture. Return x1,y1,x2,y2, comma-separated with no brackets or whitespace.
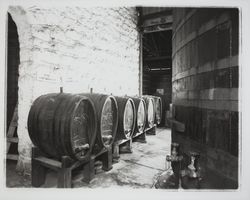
8,6,140,174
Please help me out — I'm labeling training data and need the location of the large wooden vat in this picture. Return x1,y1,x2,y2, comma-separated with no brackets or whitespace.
172,8,239,184
131,97,147,134
142,96,156,128
80,93,118,152
115,97,136,140
28,93,97,161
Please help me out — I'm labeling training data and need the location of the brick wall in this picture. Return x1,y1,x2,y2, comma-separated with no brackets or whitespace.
8,6,140,174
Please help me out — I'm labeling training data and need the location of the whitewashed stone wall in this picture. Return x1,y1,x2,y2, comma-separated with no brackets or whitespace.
8,6,139,174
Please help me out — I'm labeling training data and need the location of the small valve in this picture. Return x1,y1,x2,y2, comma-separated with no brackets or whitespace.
102,135,113,143
181,151,203,189
75,143,89,152
74,143,90,156
166,143,183,166
155,143,183,189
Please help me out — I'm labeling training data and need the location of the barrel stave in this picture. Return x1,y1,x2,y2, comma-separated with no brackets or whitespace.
154,96,162,125
131,97,147,134
142,96,155,128
79,93,118,151
115,97,136,140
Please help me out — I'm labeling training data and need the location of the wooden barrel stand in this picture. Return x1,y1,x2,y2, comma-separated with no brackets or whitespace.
145,124,157,135
132,130,147,143
31,146,112,188
112,138,132,163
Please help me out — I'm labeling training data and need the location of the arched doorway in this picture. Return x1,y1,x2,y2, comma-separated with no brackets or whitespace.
6,13,19,162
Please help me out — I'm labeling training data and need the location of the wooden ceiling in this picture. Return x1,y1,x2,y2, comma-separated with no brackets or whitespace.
138,7,173,72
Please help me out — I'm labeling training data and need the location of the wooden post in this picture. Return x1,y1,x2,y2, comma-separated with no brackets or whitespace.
112,143,120,163
6,105,18,156
82,156,95,183
102,148,113,171
141,131,147,142
119,139,133,154
31,147,46,187
127,139,133,152
57,156,72,188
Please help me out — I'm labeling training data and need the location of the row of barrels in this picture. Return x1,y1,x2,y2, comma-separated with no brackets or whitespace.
27,93,162,162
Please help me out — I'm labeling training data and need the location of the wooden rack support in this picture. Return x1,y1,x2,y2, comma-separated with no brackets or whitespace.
132,130,147,143
82,155,95,184
145,124,157,135
31,146,113,188
101,147,113,171
6,105,19,161
112,138,133,163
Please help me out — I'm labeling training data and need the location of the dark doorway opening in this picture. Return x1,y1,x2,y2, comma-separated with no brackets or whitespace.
6,13,19,160
138,7,173,126
142,30,172,98
142,30,172,126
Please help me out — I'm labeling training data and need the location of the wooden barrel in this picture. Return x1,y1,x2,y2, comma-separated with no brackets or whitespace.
152,96,162,125
80,93,118,152
142,96,155,128
154,94,167,126
115,96,136,140
131,97,147,134
27,93,97,161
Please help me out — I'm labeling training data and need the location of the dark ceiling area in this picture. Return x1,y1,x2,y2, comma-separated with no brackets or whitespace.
143,30,172,71
138,7,173,72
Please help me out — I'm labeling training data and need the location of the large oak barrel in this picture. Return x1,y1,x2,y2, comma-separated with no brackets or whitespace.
115,96,136,140
80,93,118,152
142,96,155,128
27,93,97,161
131,97,147,134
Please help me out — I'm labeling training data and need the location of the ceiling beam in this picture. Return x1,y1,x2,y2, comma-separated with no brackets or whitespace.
141,9,173,20
143,23,172,33
144,55,171,61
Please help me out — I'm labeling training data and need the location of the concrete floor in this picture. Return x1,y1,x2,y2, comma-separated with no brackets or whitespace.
6,127,171,188
6,127,237,189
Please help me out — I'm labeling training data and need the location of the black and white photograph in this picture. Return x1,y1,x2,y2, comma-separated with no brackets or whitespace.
0,0,250,199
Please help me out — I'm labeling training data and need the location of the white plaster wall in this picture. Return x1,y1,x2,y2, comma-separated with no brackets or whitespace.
8,6,139,174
